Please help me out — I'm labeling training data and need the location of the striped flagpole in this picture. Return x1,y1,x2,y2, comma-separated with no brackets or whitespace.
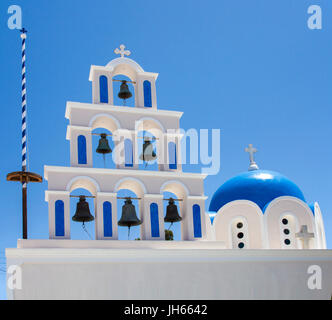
21,28,27,184
20,28,28,239
7,28,43,240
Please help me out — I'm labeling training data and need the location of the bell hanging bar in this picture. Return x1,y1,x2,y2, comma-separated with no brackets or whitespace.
137,136,159,140
70,195,183,201
112,79,136,84
91,133,160,140
91,133,112,136
70,195,95,198
70,195,143,200
117,196,142,200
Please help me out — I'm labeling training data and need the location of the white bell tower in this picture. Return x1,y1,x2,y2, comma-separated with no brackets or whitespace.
45,44,208,241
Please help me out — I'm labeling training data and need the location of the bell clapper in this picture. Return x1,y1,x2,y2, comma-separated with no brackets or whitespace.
168,222,173,231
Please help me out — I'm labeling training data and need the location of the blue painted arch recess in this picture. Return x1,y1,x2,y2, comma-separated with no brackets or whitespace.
168,142,177,170
103,201,112,237
55,200,65,237
143,80,152,107
150,203,160,237
99,75,108,103
193,204,202,238
77,135,87,164
124,138,133,167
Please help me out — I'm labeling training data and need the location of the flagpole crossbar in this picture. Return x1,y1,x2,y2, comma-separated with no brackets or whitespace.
7,171,43,184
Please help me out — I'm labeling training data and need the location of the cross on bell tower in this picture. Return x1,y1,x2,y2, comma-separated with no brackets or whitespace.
245,144,259,171
114,44,131,58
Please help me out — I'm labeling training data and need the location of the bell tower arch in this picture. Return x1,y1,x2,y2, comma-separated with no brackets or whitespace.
89,45,158,109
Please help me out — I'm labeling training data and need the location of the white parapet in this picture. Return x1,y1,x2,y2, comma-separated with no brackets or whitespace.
6,241,332,300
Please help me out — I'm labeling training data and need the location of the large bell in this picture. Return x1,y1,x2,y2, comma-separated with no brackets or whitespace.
72,196,94,223
139,138,157,162
96,133,112,154
164,198,182,223
118,198,142,228
118,80,132,100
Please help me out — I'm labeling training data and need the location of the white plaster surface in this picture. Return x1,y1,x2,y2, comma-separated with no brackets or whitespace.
6,242,332,300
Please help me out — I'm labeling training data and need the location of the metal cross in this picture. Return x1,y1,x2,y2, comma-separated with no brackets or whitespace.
245,144,259,170
114,44,131,58
296,225,314,249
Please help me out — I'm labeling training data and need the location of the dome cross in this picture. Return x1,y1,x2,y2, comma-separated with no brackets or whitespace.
245,144,259,171
114,44,131,58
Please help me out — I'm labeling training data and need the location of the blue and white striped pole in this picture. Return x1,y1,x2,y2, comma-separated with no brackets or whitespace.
21,28,27,185
20,28,28,239
7,27,43,240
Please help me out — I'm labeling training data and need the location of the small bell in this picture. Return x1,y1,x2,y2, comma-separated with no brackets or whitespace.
96,133,112,154
118,80,132,101
139,138,157,162
118,198,142,228
72,196,94,223
164,198,182,223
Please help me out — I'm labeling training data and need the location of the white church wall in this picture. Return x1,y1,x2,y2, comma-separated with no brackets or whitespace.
6,245,332,300
213,200,265,249
264,196,316,249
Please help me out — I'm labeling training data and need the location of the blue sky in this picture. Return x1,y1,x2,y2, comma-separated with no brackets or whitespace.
0,0,331,299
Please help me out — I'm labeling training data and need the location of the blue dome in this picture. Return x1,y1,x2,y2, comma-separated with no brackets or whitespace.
209,170,306,212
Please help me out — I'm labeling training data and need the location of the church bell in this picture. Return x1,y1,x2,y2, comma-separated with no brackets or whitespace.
118,198,142,228
139,138,157,162
96,133,112,154
72,196,94,223
164,198,182,223
118,80,132,101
